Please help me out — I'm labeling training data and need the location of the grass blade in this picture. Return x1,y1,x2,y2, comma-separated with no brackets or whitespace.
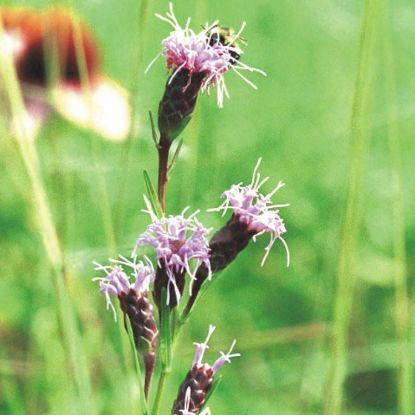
323,1,382,413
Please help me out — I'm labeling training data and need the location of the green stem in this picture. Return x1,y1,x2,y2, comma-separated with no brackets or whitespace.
323,1,381,413
152,369,168,415
157,134,172,214
383,4,412,413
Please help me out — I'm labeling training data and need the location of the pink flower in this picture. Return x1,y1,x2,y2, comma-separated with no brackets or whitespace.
192,325,240,373
209,158,290,266
93,255,155,320
146,2,266,107
134,201,211,305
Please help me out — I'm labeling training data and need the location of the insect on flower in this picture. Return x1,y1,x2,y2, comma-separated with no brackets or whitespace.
207,24,245,64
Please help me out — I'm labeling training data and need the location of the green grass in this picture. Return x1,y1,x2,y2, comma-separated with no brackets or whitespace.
1,0,414,414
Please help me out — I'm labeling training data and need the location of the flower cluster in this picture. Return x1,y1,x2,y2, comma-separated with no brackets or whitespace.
92,4,289,413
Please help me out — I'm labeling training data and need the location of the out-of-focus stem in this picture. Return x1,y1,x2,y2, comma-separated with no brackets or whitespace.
157,134,172,213
383,6,412,413
323,1,381,413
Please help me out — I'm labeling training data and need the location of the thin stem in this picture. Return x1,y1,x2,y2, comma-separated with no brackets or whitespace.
152,369,168,415
383,5,412,413
157,134,172,213
323,1,381,413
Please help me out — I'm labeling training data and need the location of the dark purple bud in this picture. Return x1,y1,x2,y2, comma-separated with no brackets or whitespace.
158,69,205,140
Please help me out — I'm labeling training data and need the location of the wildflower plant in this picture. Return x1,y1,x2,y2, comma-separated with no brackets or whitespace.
93,3,289,414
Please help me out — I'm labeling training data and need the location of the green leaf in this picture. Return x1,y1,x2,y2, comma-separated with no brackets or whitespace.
143,170,164,218
168,139,184,174
148,110,159,148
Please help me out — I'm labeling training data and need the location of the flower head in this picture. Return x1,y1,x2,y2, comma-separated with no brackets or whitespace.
93,255,155,320
209,158,290,266
134,203,211,305
147,2,265,107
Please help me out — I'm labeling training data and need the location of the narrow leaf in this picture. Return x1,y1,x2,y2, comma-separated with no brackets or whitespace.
143,170,163,218
168,139,184,174
148,110,159,148
126,320,150,415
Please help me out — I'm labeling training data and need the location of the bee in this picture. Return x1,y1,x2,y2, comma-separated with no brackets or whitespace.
206,25,245,64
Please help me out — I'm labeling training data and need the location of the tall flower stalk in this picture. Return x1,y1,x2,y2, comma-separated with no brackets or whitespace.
92,4,287,415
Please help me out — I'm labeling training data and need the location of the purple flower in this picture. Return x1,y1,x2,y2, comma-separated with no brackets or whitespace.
192,325,240,373
133,205,211,305
209,158,290,266
146,2,265,108
93,255,155,320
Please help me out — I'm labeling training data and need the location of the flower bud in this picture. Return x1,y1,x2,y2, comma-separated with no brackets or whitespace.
158,69,204,140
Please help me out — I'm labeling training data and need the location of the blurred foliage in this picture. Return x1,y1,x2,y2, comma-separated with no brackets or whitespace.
1,0,414,414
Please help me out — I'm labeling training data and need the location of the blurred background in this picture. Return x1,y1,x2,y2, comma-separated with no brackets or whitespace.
1,0,414,414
